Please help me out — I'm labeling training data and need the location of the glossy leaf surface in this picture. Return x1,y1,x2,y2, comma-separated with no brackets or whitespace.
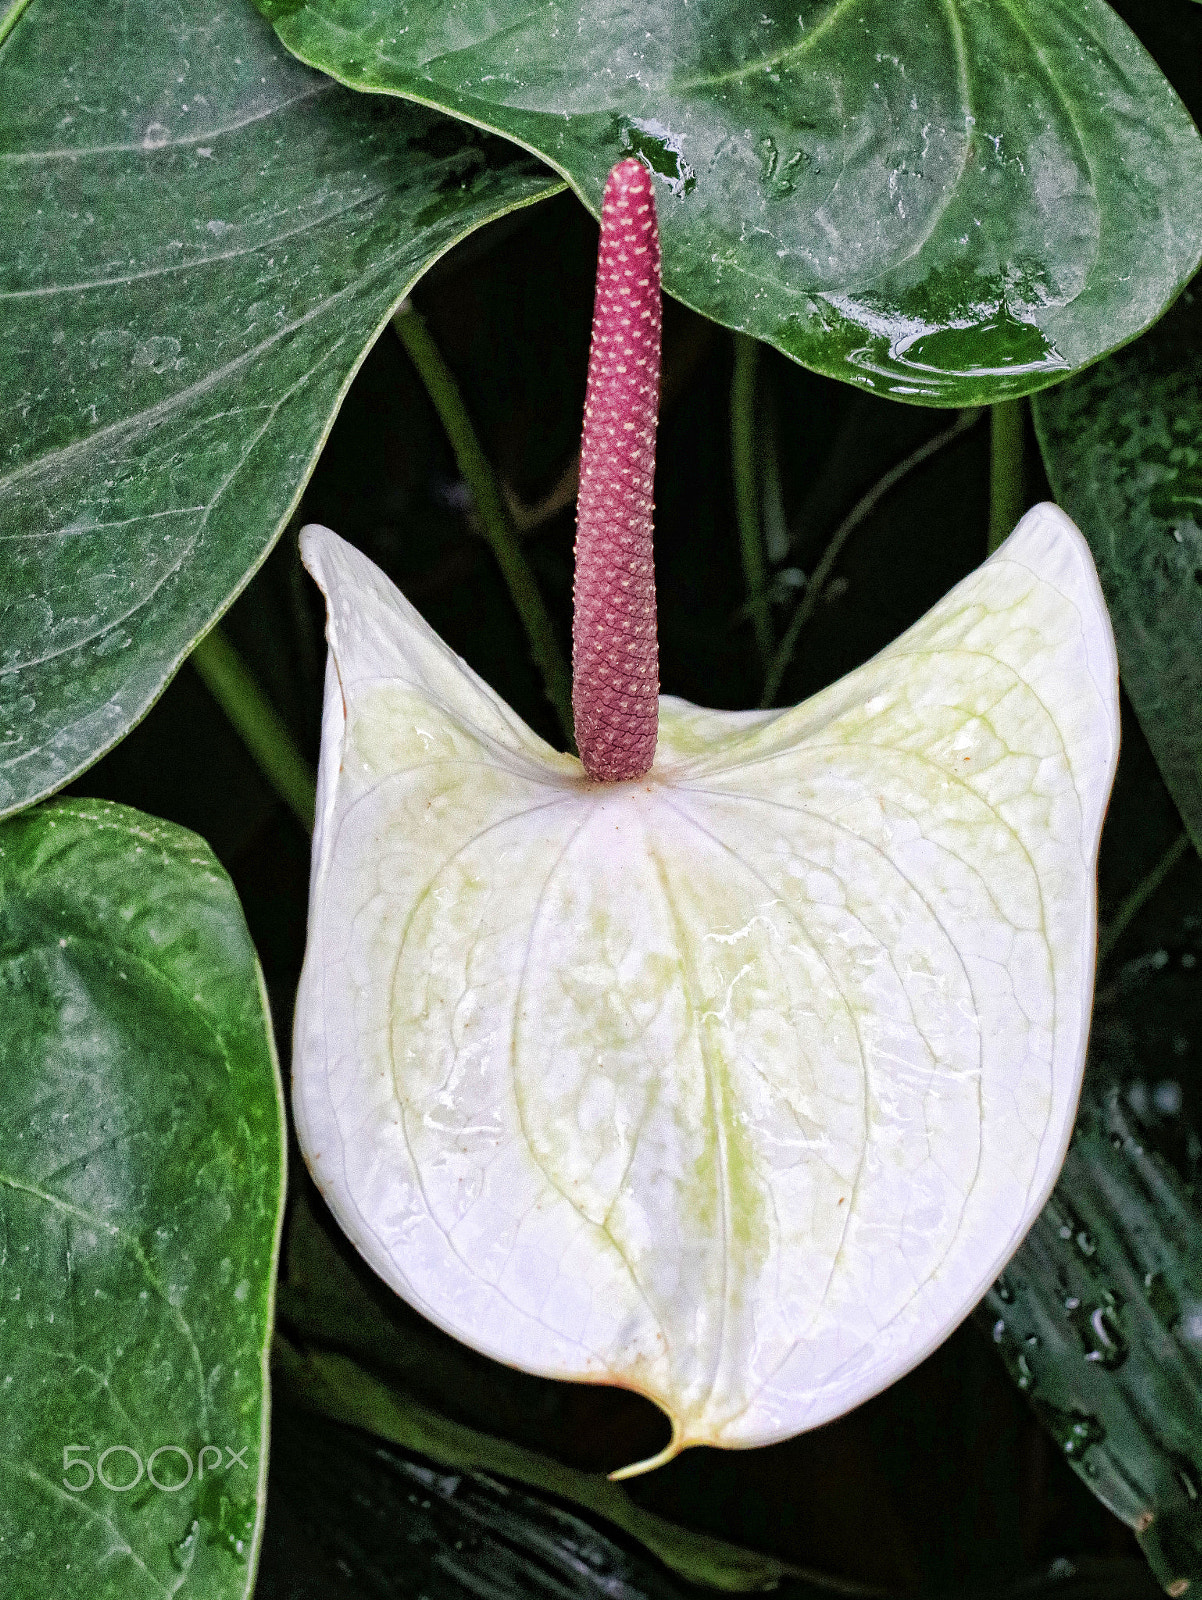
275,1338,807,1590
259,0,1202,405
981,1080,1202,1597
1033,277,1202,855
0,799,286,1599
261,1399,703,1600
0,0,561,820
294,505,1118,1464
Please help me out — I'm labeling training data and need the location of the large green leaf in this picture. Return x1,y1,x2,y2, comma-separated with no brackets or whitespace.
0,798,286,1600
1033,277,1202,854
261,1399,704,1600
0,0,561,821
275,1340,812,1593
259,0,1202,405
260,1399,1168,1600
980,1084,1202,1596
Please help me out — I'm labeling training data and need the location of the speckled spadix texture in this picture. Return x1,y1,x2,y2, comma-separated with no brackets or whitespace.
294,504,1118,1476
572,158,661,782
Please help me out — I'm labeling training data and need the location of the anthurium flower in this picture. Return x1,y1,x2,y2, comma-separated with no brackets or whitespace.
292,161,1119,1474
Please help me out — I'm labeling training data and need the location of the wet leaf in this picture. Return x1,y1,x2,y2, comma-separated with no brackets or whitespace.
0,0,561,820
1033,276,1202,855
274,1338,816,1592
293,504,1118,1466
0,798,286,1599
258,0,1202,404
979,1073,1202,1597
260,1398,707,1600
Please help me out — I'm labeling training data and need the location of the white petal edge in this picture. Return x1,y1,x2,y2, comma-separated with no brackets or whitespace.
293,503,1119,1465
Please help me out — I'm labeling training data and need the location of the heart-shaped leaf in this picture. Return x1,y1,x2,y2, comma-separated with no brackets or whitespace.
0,0,561,821
1033,276,1202,855
258,0,1202,405
293,503,1118,1467
0,798,285,1600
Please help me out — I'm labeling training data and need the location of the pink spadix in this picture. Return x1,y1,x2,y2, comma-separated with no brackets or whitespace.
572,159,662,782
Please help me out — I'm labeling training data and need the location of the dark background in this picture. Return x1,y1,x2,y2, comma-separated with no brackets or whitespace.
67,0,1202,1591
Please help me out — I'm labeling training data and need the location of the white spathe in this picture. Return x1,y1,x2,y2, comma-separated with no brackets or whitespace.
294,504,1118,1470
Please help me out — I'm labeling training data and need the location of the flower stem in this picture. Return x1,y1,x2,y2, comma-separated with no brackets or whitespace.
190,624,316,832
731,333,773,673
761,384,789,565
988,399,1025,553
1098,830,1194,966
393,300,574,747
761,408,983,707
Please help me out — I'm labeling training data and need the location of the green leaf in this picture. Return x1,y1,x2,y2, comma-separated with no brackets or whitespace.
0,0,562,821
259,0,1202,405
274,1339,819,1593
0,798,286,1599
262,1394,881,1600
979,1074,1202,1595
1033,277,1202,856
263,1398,704,1600
265,1383,1172,1600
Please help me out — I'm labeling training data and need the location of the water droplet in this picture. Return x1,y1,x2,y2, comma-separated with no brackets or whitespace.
615,118,696,197
1078,1302,1129,1370
1154,1079,1183,1116
1144,1270,1182,1330
995,1273,1015,1304
755,134,809,198
1178,1298,1202,1345
900,304,1064,377
169,1520,200,1572
1043,1404,1106,1457
1148,462,1202,523
196,1476,256,1564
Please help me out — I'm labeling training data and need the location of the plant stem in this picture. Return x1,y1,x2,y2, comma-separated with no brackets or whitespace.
761,383,790,565
761,408,983,708
988,399,1026,553
190,625,317,833
393,300,574,746
505,451,581,534
731,333,773,673
1098,830,1194,966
